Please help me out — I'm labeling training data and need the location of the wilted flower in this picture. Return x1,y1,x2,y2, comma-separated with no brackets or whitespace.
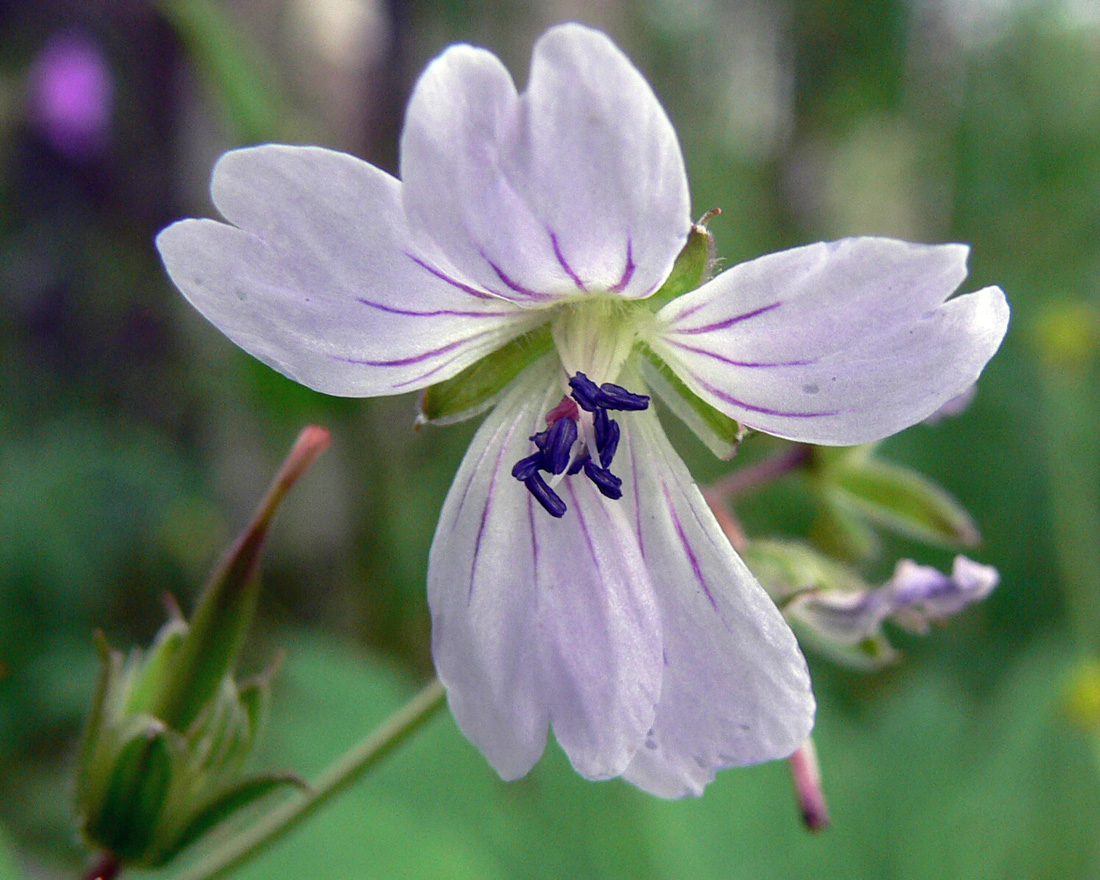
785,554,1000,664
157,24,1008,796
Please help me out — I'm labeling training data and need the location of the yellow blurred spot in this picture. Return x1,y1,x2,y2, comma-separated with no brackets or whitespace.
1033,302,1100,371
1063,658,1100,731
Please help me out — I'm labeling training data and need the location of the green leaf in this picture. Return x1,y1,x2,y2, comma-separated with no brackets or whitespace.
640,347,743,460
827,455,980,548
419,328,553,426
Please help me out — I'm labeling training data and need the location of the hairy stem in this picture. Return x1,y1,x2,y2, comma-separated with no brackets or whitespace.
707,443,812,500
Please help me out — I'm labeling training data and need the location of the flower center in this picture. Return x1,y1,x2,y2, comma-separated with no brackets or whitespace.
511,372,649,518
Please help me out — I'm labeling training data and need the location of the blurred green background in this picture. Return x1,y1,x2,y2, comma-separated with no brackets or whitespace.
2,0,1099,877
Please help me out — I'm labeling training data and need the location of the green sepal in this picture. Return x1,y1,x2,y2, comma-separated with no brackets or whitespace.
86,722,176,862
796,630,901,672
170,772,306,858
418,326,553,426
236,653,281,751
186,678,249,780
125,617,188,716
742,538,868,604
816,446,980,549
647,214,718,309
809,498,882,562
150,522,266,731
76,633,119,806
639,346,743,459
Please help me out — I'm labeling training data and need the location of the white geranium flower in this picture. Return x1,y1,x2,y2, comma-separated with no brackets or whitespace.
156,23,1008,797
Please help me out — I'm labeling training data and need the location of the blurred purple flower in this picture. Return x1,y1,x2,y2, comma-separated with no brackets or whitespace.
28,31,113,159
788,555,1000,645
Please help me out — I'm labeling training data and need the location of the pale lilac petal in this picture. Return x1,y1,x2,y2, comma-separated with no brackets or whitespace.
428,360,662,780
427,361,557,778
618,407,815,797
157,145,535,397
653,237,1009,445
530,466,663,779
886,555,999,622
400,23,690,302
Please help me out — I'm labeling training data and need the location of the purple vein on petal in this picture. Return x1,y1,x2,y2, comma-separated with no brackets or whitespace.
356,297,519,320
481,250,557,301
468,416,525,605
665,338,816,368
333,335,477,368
550,231,588,292
406,252,497,299
608,238,636,294
689,372,844,418
564,480,603,582
672,301,781,334
662,480,719,614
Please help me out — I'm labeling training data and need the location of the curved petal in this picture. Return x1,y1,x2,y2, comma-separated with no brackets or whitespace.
428,359,662,780
427,361,557,778
652,238,1009,445
531,465,663,779
617,406,815,797
157,145,536,397
400,23,690,302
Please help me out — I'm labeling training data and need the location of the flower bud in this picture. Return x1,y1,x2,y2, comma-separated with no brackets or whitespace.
809,444,980,560
75,427,326,867
751,540,1000,669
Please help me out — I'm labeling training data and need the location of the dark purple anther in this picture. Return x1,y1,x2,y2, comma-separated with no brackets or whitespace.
511,453,544,481
597,382,649,412
544,415,578,475
567,446,590,476
599,419,620,469
568,372,602,412
583,461,623,500
525,473,567,518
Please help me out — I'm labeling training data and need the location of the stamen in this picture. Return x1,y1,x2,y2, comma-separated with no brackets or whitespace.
569,372,650,412
568,372,603,412
525,473,567,518
543,416,578,475
598,419,620,469
596,381,649,412
567,446,590,476
583,461,623,500
511,452,544,481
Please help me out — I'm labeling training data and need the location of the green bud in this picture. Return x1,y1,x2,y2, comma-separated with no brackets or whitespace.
75,427,328,868
742,538,867,603
84,723,175,862
640,345,743,460
647,209,720,309
418,326,554,425
810,445,979,556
